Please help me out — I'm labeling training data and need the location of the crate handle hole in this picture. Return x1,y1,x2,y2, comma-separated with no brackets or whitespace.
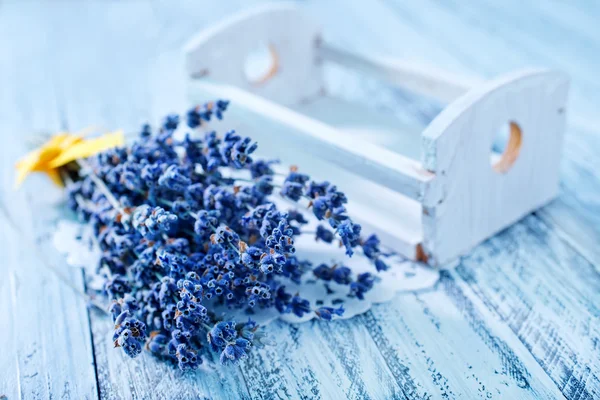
243,42,279,85
491,121,522,173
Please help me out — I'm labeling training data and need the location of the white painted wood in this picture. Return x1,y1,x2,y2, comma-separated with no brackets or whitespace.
183,2,323,105
290,96,424,161
317,43,481,103
190,80,435,201
421,69,569,265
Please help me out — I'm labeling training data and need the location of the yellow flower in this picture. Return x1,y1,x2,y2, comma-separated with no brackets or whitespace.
15,130,124,187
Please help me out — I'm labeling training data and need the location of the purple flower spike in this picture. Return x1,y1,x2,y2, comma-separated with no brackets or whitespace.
60,101,393,370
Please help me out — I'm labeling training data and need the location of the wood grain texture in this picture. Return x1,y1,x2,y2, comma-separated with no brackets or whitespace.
306,0,600,398
0,219,19,400
454,216,600,399
239,319,405,400
538,121,600,266
0,4,99,399
0,0,598,399
361,279,563,399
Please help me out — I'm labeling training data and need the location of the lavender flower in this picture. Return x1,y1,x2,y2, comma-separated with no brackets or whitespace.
315,225,335,243
315,305,345,321
176,344,201,370
337,220,362,257
162,114,180,131
59,101,393,371
249,159,277,179
350,273,376,300
286,295,311,318
220,338,251,365
113,313,147,358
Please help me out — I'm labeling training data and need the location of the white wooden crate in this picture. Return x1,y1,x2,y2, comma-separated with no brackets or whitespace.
183,3,569,266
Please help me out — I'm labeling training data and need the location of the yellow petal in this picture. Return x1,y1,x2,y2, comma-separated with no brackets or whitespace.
15,147,55,186
15,158,38,186
15,133,81,186
37,145,63,165
49,130,124,168
15,148,42,173
15,130,125,188
46,168,65,187
15,133,78,169
54,134,84,150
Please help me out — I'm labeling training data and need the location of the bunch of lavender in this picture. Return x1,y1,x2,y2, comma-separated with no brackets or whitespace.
63,100,390,370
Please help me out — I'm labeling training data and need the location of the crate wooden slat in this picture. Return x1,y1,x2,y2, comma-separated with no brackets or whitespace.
185,3,569,265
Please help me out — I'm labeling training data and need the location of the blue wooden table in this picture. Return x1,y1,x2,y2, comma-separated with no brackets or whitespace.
1,1,598,399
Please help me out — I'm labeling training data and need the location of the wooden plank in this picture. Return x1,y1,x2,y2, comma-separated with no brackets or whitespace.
0,99,99,399
362,277,564,399
537,122,600,266
240,320,405,400
317,43,479,103
454,216,600,399
438,0,600,122
0,3,99,398
4,201,99,400
0,226,18,400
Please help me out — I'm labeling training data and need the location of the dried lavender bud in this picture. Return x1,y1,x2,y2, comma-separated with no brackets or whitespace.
315,305,345,321
337,220,362,257
350,273,376,300
286,295,311,318
332,266,352,285
113,316,147,358
316,225,335,243
249,159,277,179
162,114,180,131
220,338,251,365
